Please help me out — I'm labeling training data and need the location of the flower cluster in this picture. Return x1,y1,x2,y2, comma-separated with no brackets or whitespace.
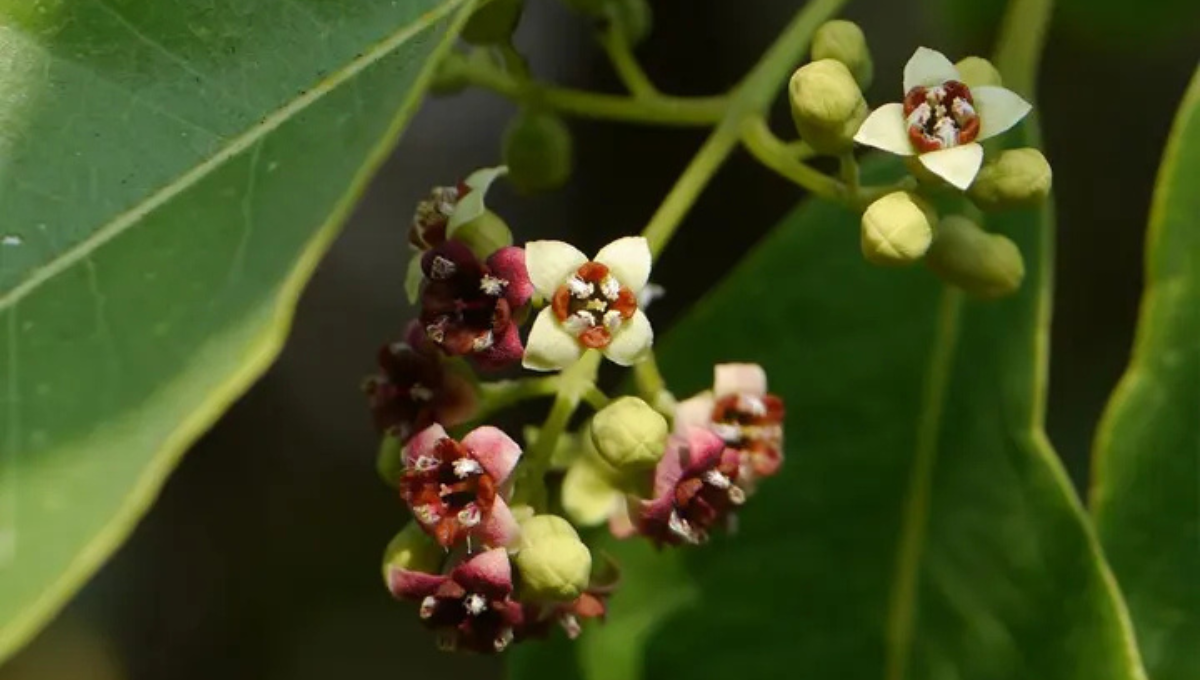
367,166,787,654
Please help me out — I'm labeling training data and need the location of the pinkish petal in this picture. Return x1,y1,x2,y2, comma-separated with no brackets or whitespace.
673,392,715,436
682,427,727,473
472,323,524,372
477,496,521,549
487,246,534,309
713,363,767,398
387,567,447,600
404,423,449,468
452,547,513,598
462,426,522,482
653,436,687,499
403,320,429,351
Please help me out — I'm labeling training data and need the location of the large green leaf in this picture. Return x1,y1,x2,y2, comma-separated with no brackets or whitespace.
1091,67,1200,680
0,0,474,662
512,152,1145,680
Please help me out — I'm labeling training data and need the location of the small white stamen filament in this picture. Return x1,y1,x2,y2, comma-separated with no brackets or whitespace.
410,384,434,402
704,470,731,489
426,320,447,343
480,274,509,296
412,455,440,471
430,256,457,280
412,505,440,526
563,311,594,335
907,102,931,129
728,486,747,505
600,275,620,301
951,98,976,124
458,504,482,528
453,458,482,478
560,614,582,639
603,309,624,332
668,510,701,544
494,627,515,652
472,331,495,352
933,118,958,148
420,595,438,619
566,275,593,299
463,593,488,616
738,395,767,417
711,423,743,443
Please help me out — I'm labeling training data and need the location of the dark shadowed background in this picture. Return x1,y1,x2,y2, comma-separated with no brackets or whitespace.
2,0,1196,677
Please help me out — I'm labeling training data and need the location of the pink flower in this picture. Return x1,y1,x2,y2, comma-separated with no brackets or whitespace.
400,424,522,550
388,548,525,653
675,363,785,487
631,428,746,546
420,241,534,371
363,323,476,443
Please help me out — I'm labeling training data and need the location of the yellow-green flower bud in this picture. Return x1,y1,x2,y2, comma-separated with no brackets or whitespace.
462,0,524,45
590,396,668,473
381,523,443,584
562,451,622,526
861,191,936,266
789,59,868,155
968,148,1053,212
954,56,1003,88
450,210,514,260
514,515,592,602
503,109,574,193
811,20,873,89
376,433,403,487
926,216,1025,299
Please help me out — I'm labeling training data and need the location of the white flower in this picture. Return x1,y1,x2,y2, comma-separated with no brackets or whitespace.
853,47,1032,190
522,236,654,371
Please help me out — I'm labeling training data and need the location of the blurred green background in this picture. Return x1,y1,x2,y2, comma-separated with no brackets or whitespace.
2,0,1196,677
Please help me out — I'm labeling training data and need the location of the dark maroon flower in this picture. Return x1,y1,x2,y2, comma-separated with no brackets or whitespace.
388,548,525,653
420,241,533,370
363,323,476,443
409,184,465,251
632,428,746,546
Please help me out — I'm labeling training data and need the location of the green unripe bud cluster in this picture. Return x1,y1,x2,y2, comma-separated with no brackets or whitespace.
968,148,1053,212
590,397,668,473
926,216,1025,299
503,109,574,193
789,59,868,155
514,515,592,602
860,191,936,266
381,523,443,584
811,20,873,89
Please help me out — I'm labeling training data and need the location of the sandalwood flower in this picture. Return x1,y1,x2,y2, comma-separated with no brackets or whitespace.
854,47,1031,189
523,236,654,371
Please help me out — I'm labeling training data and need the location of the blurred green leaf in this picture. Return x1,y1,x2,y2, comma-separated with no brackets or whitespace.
1092,66,1200,680
0,0,473,663
511,143,1145,678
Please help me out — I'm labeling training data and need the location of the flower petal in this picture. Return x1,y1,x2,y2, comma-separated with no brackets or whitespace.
473,323,524,372
404,423,448,467
853,104,915,156
387,566,447,600
682,426,728,474
593,236,652,293
462,426,522,482
477,496,522,550
903,46,960,92
918,143,984,190
602,309,653,366
653,436,687,499
447,165,508,235
714,363,767,397
486,246,534,309
523,308,584,372
972,86,1032,141
525,240,588,297
673,392,715,436
452,547,514,597
562,456,622,527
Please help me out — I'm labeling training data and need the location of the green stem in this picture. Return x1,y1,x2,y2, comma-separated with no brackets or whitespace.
992,0,1054,96
583,384,612,411
633,353,675,416
639,0,850,258
599,27,658,97
839,153,860,196
740,116,845,202
468,376,558,427
454,53,727,126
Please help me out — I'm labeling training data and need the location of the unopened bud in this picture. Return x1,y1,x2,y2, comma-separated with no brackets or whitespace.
590,397,668,473
503,109,574,193
811,20,873,89
377,434,404,487
789,60,867,155
562,452,622,526
381,523,443,584
968,148,1053,212
926,216,1025,299
461,0,524,45
514,515,592,602
450,210,513,260
954,56,1003,88
861,191,936,266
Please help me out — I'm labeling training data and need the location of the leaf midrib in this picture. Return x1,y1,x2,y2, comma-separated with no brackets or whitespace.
0,0,467,310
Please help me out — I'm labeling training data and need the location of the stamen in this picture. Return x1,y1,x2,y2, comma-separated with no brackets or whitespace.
933,118,958,148
566,275,594,299
603,309,624,332
563,311,595,335
430,256,457,280
738,395,767,417
463,593,488,615
453,458,482,478
728,486,747,505
425,320,447,343
703,470,731,489
585,298,608,313
472,331,495,352
711,423,743,443
410,384,434,402
560,614,582,639
480,275,509,296
600,275,621,301
907,102,931,128
420,595,438,619
494,627,515,652
458,504,482,528
412,455,441,472
668,510,700,544
412,505,440,526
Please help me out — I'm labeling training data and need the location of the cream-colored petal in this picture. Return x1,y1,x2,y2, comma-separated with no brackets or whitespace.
972,86,1033,141
673,392,715,436
714,363,767,397
523,308,583,372
603,310,653,366
447,165,508,235
918,143,984,190
593,236,652,294
903,47,961,92
525,240,589,297
853,104,916,156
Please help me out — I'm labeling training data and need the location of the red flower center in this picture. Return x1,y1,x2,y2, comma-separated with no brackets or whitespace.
419,580,520,653
711,393,785,477
550,262,638,349
903,80,980,152
402,438,497,547
668,454,745,544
